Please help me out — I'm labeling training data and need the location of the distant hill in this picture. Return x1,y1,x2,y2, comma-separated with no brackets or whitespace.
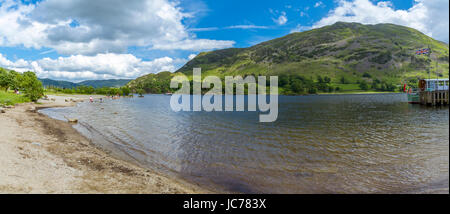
39,78,131,88
77,79,131,88
129,22,449,94
39,78,79,89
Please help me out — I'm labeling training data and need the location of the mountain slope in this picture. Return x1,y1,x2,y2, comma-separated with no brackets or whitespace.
127,71,173,94
39,78,79,89
178,22,448,80
39,78,131,88
130,22,449,94
78,79,131,88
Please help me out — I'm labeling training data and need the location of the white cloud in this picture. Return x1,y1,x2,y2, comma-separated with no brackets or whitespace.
0,53,188,81
313,0,449,43
0,54,30,71
226,25,269,29
189,27,220,32
290,24,312,33
151,39,235,51
0,0,235,55
314,1,324,8
0,0,236,81
188,54,197,60
273,11,288,25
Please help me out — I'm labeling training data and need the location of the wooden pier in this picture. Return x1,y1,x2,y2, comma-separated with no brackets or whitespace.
417,79,449,106
419,90,449,105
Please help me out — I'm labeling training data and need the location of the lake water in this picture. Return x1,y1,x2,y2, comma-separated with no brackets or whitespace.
40,94,449,193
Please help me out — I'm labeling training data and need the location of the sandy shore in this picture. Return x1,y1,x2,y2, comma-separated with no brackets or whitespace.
0,95,208,193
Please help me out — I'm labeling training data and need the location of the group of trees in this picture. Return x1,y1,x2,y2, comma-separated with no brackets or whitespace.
1,67,132,103
358,79,398,91
0,69,43,101
370,79,397,91
45,85,131,96
130,73,341,95
131,72,402,95
279,74,338,95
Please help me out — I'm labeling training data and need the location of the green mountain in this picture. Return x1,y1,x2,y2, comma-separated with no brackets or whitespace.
39,78,131,89
130,22,449,94
78,79,131,88
39,78,78,89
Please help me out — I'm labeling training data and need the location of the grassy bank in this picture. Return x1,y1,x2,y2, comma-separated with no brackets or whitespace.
0,91,30,106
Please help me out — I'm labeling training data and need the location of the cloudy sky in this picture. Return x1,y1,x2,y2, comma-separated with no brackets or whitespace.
0,0,448,82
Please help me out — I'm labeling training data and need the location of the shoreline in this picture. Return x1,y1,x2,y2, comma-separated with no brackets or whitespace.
0,94,210,193
138,91,402,96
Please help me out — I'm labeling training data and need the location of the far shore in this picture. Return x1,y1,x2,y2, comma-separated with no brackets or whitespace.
317,91,402,95
0,94,210,193
134,91,402,96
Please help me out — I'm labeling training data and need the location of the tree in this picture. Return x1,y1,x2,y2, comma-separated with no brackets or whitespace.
0,69,8,90
121,86,131,96
362,72,372,78
291,79,304,94
1,69,23,92
20,71,44,101
136,89,145,97
308,87,317,94
8,70,22,91
359,81,369,90
279,74,290,87
371,81,378,90
317,75,324,83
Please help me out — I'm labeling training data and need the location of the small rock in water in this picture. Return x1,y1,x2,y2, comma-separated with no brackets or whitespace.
0,108,5,113
64,116,78,123
67,118,78,123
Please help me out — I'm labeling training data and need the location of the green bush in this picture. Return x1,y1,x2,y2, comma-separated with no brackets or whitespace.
359,81,369,90
20,72,44,101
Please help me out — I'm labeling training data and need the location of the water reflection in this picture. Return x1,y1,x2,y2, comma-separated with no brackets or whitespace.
40,94,449,193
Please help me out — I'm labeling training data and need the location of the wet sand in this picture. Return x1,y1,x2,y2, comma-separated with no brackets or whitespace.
0,95,209,193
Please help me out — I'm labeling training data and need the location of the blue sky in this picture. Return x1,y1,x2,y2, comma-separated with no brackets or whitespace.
0,0,448,81
181,0,414,47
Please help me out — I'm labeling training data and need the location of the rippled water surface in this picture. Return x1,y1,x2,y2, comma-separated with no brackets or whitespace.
40,94,449,193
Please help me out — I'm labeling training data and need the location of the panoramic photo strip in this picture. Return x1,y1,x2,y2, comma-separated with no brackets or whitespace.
0,0,449,211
